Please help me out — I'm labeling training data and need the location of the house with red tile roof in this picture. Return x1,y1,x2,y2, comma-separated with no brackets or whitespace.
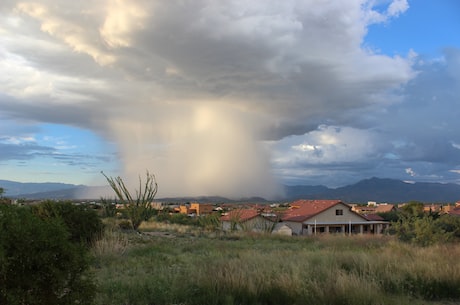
220,208,277,232
280,200,389,235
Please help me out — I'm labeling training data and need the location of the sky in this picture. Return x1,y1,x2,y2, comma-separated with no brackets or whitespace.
0,0,459,199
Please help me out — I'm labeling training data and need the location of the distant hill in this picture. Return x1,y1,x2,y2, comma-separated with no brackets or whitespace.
12,186,111,200
285,177,460,203
0,180,78,197
2,177,460,203
283,185,330,199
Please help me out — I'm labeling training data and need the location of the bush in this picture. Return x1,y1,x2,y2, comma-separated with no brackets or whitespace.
32,200,104,246
0,205,95,305
390,213,457,246
436,214,460,239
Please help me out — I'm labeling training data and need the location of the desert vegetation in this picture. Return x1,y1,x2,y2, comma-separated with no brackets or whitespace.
0,201,103,305
92,221,460,305
101,171,158,231
2,188,460,304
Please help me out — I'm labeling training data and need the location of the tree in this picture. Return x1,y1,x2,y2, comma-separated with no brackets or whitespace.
400,201,425,218
0,187,3,197
102,171,158,231
0,205,95,305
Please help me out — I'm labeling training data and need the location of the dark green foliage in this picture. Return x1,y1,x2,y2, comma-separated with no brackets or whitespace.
168,213,195,225
0,204,95,305
389,208,460,246
436,214,460,238
399,201,425,217
0,187,10,204
156,212,197,225
377,210,400,222
32,200,104,247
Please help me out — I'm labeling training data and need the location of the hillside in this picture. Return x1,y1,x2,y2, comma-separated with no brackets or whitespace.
2,177,460,203
284,177,460,203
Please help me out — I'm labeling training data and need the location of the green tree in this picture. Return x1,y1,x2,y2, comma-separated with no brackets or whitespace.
102,171,158,231
436,214,460,239
389,204,456,246
0,205,95,305
400,201,425,217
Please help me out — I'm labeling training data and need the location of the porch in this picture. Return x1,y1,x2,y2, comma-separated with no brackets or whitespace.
301,221,389,235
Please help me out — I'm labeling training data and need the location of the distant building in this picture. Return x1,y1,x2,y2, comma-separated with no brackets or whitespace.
174,202,215,216
189,202,214,216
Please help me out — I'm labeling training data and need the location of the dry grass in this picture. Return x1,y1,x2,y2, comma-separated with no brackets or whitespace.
93,227,460,305
91,228,130,257
139,219,197,234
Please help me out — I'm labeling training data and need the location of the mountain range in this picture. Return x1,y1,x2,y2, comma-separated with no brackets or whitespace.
2,177,460,203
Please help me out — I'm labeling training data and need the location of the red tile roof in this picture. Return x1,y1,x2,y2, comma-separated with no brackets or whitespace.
375,205,396,213
362,214,385,221
448,207,460,216
220,209,260,222
281,200,344,222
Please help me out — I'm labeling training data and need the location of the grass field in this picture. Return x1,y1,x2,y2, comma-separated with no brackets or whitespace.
92,220,460,305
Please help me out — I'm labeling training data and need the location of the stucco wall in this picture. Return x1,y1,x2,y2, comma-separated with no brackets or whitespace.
308,203,365,224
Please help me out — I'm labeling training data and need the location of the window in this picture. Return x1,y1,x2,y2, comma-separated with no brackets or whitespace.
335,209,343,216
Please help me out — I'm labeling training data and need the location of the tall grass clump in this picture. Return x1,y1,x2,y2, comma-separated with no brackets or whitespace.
91,228,130,258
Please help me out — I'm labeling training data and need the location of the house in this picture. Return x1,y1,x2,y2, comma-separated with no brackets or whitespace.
175,205,189,214
375,204,396,213
221,208,276,232
188,202,214,216
352,203,396,214
352,205,376,214
280,200,389,235
447,206,460,217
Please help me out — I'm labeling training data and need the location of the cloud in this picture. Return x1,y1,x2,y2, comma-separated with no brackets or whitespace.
1,0,447,197
387,0,409,17
272,48,460,186
405,168,416,177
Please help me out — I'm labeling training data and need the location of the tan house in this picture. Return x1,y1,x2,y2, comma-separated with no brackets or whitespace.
281,200,389,235
221,209,276,232
353,203,396,214
189,202,214,216
174,202,215,216
375,204,396,213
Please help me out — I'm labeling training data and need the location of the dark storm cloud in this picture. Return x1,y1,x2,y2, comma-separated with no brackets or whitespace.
4,1,458,195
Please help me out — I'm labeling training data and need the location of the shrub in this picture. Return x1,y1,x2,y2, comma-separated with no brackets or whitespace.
32,200,104,247
436,214,460,239
118,219,133,230
0,205,95,305
390,213,455,246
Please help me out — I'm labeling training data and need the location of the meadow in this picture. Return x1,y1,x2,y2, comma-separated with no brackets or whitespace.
92,220,460,305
